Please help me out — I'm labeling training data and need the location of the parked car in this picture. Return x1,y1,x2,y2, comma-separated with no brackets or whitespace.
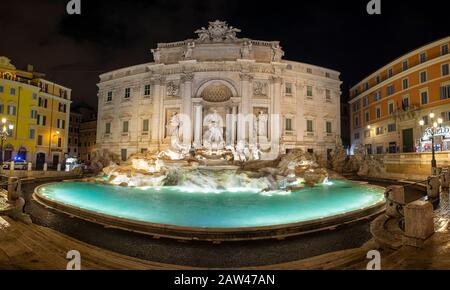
2,160,28,170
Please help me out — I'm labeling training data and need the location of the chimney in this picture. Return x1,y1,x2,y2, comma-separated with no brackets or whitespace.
27,64,34,72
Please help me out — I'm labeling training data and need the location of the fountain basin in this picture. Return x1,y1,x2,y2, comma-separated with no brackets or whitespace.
33,180,385,241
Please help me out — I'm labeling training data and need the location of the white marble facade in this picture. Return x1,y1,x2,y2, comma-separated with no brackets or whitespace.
97,21,342,160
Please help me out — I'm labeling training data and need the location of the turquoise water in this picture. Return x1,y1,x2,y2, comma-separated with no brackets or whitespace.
38,180,385,228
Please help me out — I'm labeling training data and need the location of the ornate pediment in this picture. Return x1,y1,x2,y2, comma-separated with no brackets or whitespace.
195,20,241,42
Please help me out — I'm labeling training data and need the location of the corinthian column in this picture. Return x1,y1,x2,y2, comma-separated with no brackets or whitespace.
194,103,203,148
271,76,282,151
151,76,163,145
238,73,253,142
181,73,194,145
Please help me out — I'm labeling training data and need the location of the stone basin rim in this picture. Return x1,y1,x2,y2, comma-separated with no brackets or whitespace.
32,182,386,242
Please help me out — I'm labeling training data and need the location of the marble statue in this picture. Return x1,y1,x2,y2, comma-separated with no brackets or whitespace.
203,110,224,149
272,44,285,62
151,49,161,63
195,20,241,42
241,41,252,58
183,42,195,59
255,111,268,137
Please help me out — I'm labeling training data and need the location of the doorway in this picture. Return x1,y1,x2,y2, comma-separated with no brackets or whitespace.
402,128,414,153
36,153,45,170
52,154,60,168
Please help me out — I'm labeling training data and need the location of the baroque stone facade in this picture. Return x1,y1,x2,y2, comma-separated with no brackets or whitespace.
97,21,342,160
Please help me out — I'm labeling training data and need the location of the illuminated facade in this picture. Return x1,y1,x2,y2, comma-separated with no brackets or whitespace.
97,21,342,161
349,37,450,154
0,56,71,168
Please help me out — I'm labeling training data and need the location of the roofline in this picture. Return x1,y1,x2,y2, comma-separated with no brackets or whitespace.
350,36,450,91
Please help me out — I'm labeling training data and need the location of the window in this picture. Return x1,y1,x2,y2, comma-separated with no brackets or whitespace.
402,96,410,110
420,71,427,83
58,138,62,148
325,72,330,78
442,111,450,122
0,86,3,93
353,101,361,112
420,90,428,105
374,91,381,102
105,122,111,134
422,116,429,125
57,119,65,129
442,64,449,76
376,75,381,84
32,93,37,100
388,124,396,132
376,146,384,154
363,96,369,107
37,115,47,126
306,120,313,132
354,133,360,140
142,119,149,132
122,121,129,133
307,68,312,74
31,109,37,119
285,83,293,94
419,52,427,63
402,78,409,90
402,60,409,71
442,44,449,55
354,116,360,127
306,86,313,97
10,88,16,95
441,84,450,100
388,102,395,115
0,104,4,114
364,82,369,91
325,89,331,101
121,149,127,161
107,91,113,102
124,88,131,99
376,107,381,119
387,85,395,96
37,135,43,146
365,111,370,123
144,85,151,97
29,128,35,139
376,127,383,135
326,121,332,134
388,68,393,78
7,104,16,116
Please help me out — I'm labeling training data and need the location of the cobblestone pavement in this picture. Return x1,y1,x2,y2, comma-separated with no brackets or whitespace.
435,189,450,233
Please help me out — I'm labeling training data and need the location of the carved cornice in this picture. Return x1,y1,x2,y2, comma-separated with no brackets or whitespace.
181,73,195,83
270,76,283,84
240,73,253,81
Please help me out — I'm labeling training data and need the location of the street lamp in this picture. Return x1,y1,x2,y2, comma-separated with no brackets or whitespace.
419,113,443,175
0,118,14,164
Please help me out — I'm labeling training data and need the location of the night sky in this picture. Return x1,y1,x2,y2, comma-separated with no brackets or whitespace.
1,0,449,109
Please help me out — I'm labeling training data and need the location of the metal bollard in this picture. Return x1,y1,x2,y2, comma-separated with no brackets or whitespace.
27,162,32,171
57,163,61,172
43,163,48,172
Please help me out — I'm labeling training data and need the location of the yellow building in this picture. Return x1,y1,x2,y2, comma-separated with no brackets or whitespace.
0,56,71,168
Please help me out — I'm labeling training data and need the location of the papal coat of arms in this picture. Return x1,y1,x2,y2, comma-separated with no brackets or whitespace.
195,20,241,42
